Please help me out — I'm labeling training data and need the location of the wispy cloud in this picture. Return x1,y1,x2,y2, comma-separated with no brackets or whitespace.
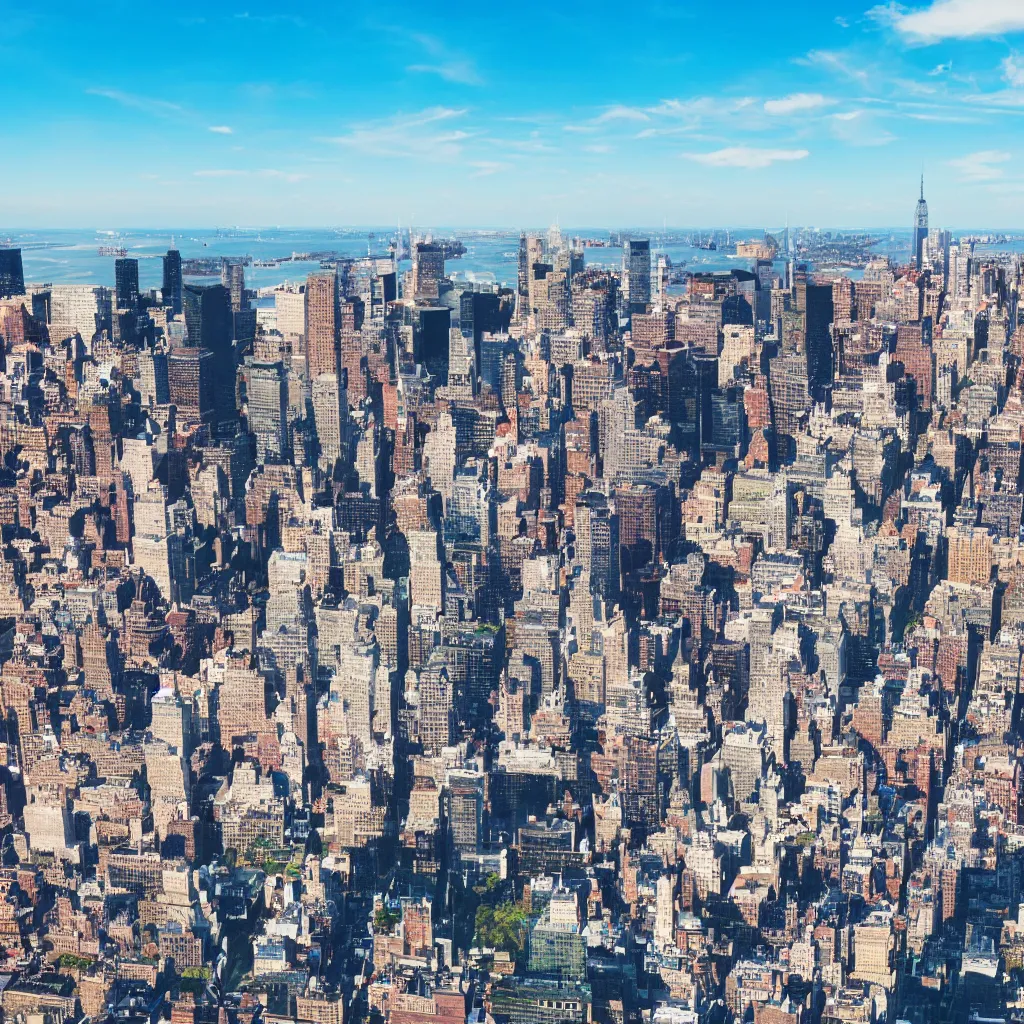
829,109,897,146
882,0,1024,42
1003,54,1024,88
799,50,870,85
405,33,482,85
208,125,233,134
764,92,833,115
86,87,184,118
927,61,953,76
469,161,509,177
593,104,649,123
194,168,308,182
684,146,809,169
234,12,307,28
321,107,472,160
948,149,1012,181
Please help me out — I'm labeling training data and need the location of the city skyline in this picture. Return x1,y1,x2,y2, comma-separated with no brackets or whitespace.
5,0,1024,227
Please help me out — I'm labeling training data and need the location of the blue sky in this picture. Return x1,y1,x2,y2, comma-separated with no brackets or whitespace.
4,0,1024,228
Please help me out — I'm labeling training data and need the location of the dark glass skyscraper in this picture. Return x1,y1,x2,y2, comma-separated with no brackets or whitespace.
804,283,835,401
163,249,183,316
114,257,140,311
183,283,235,428
0,249,25,298
624,238,651,313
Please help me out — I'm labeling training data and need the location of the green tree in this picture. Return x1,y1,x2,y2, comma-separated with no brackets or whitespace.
474,900,527,955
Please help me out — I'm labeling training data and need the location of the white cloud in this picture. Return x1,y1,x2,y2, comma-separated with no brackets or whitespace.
408,61,482,85
829,109,897,146
684,146,809,169
322,107,471,160
584,143,614,153
469,161,509,177
593,104,649,123
1003,53,1024,87
948,149,1012,181
405,32,482,85
927,61,952,75
208,125,233,134
888,0,1024,42
87,87,184,117
764,92,833,115
800,50,870,84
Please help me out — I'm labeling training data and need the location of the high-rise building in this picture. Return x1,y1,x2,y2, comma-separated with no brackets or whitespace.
517,232,529,298
311,373,345,469
305,272,338,380
247,361,289,462
168,347,216,423
221,259,245,312
803,282,835,401
624,238,651,313
0,249,25,298
162,250,183,315
183,283,235,427
115,257,140,312
913,176,929,271
411,242,445,300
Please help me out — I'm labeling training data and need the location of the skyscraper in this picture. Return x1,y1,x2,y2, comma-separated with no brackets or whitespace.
624,238,651,314
411,242,445,300
305,272,339,380
162,250,182,316
0,249,25,298
168,347,216,423
221,259,245,312
183,283,235,427
913,176,929,271
115,257,140,312
247,361,288,462
517,232,529,299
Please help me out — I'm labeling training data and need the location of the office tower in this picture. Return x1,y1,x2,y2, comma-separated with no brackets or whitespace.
624,238,651,313
411,242,445,300
137,348,170,407
247,361,289,462
913,176,929,271
446,771,484,855
311,373,345,468
0,249,25,298
770,351,810,440
49,285,112,343
183,283,236,428
803,283,835,401
162,249,182,315
419,656,455,755
460,288,502,373
115,257,140,312
575,491,619,597
168,347,216,423
305,272,338,379
415,305,452,385
221,259,245,312
895,321,934,412
517,232,529,298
